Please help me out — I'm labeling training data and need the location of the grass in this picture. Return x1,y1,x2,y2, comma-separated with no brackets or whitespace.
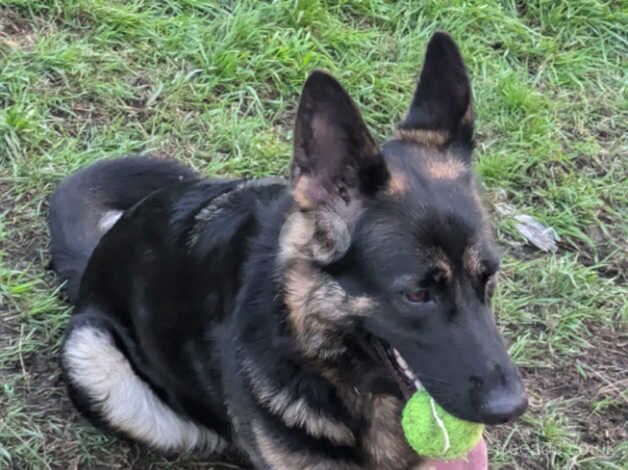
0,0,626,468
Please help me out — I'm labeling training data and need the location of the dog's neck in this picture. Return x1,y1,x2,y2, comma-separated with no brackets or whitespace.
229,197,418,468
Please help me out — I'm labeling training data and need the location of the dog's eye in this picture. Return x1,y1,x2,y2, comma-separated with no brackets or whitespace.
404,288,430,304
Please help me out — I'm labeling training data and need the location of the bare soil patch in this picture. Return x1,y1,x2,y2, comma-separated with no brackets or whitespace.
488,323,627,467
0,8,41,50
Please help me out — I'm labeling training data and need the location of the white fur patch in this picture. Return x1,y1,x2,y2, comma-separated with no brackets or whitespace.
63,326,226,453
98,210,123,233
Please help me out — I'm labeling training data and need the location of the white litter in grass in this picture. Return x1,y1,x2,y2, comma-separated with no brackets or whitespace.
514,214,560,252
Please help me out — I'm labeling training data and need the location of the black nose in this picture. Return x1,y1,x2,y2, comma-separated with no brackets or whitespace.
479,386,528,424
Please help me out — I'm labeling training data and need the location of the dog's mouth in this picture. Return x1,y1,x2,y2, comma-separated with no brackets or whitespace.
372,337,489,470
373,338,422,400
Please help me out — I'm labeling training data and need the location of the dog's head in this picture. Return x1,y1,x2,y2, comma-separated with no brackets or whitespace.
280,32,527,425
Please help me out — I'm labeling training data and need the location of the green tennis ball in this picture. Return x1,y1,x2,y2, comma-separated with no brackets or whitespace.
401,389,484,460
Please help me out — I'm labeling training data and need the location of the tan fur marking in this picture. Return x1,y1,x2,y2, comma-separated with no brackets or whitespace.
386,169,407,196
351,295,375,312
429,248,453,282
244,359,355,445
462,104,474,126
292,175,316,210
464,246,483,275
252,421,293,469
318,371,420,469
435,259,453,282
253,422,360,470
363,395,418,469
471,184,492,233
423,157,466,180
413,464,438,470
283,260,375,359
279,208,353,265
278,211,316,262
395,128,449,147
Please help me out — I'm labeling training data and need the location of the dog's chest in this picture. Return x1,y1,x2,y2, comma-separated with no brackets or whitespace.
329,375,420,469
360,395,420,469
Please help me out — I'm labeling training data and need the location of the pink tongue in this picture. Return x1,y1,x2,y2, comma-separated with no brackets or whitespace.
421,438,487,470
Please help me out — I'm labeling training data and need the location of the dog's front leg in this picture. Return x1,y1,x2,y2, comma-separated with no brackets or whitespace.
248,420,361,470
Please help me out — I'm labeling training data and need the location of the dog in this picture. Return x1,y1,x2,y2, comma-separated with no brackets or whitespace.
49,32,527,469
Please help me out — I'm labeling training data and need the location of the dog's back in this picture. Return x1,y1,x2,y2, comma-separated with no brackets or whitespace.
49,156,198,301
50,155,287,456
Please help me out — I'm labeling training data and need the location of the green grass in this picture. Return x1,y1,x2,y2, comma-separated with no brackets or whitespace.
1,0,626,468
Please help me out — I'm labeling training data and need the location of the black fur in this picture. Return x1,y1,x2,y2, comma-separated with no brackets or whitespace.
400,32,474,153
48,156,198,301
50,33,527,469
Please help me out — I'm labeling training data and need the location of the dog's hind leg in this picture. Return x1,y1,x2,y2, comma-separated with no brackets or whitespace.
61,309,226,455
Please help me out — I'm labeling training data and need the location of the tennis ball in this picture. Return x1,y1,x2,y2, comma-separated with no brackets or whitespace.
401,389,484,460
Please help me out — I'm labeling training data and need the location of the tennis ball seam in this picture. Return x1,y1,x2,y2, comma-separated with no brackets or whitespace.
429,396,450,454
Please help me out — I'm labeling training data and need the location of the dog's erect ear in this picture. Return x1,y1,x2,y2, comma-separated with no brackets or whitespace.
291,71,388,210
399,32,473,150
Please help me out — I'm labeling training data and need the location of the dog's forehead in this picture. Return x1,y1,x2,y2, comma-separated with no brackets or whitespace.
359,140,493,272
359,208,494,279
382,141,480,210
381,140,472,191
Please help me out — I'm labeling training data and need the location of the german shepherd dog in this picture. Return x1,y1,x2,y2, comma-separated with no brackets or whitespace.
49,33,527,469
